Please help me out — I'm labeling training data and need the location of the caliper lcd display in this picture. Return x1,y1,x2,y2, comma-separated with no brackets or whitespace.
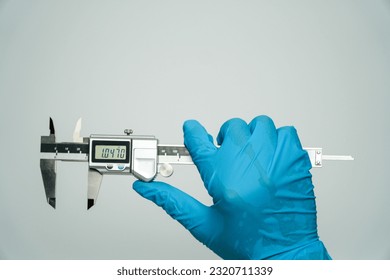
91,140,130,163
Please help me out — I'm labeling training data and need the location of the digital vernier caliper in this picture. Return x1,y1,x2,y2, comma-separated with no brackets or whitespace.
40,118,354,210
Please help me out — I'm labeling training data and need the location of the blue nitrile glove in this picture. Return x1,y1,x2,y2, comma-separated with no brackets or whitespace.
133,116,331,259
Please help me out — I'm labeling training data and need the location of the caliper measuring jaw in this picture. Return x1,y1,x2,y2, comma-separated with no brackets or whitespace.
40,118,354,210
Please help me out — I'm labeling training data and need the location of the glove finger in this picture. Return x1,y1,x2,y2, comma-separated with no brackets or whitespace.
216,118,251,147
133,180,218,242
274,126,312,172
183,120,217,163
247,115,278,169
269,126,315,201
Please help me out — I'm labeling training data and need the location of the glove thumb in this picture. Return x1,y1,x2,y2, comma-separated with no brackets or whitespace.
133,180,219,243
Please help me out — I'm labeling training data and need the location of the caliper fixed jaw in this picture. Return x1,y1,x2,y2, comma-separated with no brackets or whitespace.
40,158,57,208
40,118,89,209
40,118,57,208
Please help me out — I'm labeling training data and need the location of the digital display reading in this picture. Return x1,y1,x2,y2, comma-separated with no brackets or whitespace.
95,145,127,160
91,140,130,163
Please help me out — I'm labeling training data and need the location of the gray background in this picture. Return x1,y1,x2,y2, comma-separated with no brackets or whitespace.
0,0,389,259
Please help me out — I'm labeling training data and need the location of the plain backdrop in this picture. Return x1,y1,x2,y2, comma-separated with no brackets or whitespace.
0,0,389,259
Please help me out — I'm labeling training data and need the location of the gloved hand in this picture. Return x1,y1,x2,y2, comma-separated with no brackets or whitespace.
133,116,331,259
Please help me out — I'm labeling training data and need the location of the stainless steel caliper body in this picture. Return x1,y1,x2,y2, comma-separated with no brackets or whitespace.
40,118,353,209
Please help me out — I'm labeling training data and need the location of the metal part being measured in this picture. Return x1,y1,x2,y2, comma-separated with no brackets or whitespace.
39,118,354,210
